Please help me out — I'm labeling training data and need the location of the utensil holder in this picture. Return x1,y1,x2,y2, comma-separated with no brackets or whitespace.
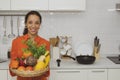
93,47,100,60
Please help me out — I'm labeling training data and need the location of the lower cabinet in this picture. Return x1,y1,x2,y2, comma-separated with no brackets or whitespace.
1,68,120,80
88,69,107,80
0,70,8,80
50,69,107,80
108,69,120,80
50,69,87,80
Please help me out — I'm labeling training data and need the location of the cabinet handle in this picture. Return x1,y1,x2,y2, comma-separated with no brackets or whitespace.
92,70,105,73
57,71,80,73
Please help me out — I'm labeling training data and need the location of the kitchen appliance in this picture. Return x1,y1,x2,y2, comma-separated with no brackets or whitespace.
107,55,120,64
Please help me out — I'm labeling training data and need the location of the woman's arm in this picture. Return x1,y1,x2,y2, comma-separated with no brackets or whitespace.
9,39,18,76
10,39,18,60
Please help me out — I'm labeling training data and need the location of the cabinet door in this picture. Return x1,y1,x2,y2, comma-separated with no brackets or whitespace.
88,69,107,80
108,69,120,80
49,0,86,11
0,0,10,10
11,0,48,10
0,70,8,80
50,69,87,80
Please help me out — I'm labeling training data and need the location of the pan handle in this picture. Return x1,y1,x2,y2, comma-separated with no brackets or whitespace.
63,55,76,60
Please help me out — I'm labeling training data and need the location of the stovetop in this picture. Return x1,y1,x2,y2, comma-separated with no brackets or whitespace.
107,56,120,64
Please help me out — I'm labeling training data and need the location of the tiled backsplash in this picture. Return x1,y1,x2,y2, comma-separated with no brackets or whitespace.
0,0,120,59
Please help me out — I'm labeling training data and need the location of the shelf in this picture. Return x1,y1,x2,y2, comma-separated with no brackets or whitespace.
108,9,120,12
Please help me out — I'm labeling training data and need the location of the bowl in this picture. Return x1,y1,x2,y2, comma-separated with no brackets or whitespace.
76,55,96,64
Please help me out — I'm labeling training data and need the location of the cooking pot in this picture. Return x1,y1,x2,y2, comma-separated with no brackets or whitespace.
76,55,96,64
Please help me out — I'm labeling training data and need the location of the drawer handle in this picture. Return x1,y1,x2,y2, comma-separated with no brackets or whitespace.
92,71,105,72
57,71,80,73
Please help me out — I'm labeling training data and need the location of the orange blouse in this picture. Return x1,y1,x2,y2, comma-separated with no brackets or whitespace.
9,34,50,80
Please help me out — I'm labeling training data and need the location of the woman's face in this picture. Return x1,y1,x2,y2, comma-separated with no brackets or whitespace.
26,14,41,36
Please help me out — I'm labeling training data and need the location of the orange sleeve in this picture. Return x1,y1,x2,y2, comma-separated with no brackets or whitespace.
11,39,18,60
46,41,50,51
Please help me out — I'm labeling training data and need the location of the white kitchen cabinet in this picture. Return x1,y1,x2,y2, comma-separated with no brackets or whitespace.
49,0,86,11
0,70,8,80
50,69,108,80
108,69,120,80
11,0,49,10
0,0,10,10
88,69,107,80
49,69,87,80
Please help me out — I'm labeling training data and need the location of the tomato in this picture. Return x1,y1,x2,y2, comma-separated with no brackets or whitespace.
26,66,33,71
17,66,26,71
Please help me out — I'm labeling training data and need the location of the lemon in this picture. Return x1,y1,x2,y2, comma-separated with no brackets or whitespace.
45,55,50,67
34,61,45,70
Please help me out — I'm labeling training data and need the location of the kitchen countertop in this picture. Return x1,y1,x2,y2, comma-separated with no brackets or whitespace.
50,56,120,69
0,55,120,70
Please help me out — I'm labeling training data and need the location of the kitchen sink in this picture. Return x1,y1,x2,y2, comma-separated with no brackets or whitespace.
107,55,120,64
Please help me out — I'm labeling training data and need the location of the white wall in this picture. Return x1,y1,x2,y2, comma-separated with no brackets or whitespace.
0,0,120,58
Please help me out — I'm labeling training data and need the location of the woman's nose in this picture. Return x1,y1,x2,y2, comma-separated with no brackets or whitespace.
31,24,36,27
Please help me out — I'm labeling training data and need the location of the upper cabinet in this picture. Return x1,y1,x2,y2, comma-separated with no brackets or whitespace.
11,0,49,10
0,0,86,12
0,0,10,10
49,0,86,11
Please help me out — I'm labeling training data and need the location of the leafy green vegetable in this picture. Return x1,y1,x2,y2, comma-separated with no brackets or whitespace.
23,39,46,59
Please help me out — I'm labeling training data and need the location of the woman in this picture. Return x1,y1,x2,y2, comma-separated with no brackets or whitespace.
9,11,50,80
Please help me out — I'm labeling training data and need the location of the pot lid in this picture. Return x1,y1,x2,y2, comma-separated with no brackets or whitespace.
75,43,93,56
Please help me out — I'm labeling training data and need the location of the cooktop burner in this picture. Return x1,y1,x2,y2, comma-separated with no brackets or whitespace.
107,56,120,64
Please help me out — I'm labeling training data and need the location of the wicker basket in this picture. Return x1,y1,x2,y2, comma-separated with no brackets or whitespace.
10,67,49,77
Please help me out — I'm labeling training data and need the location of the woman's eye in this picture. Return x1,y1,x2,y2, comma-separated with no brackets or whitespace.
35,22,40,25
28,21,33,24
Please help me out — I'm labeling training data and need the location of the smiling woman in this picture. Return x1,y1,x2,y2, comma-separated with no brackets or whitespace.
9,11,50,80
23,11,42,37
